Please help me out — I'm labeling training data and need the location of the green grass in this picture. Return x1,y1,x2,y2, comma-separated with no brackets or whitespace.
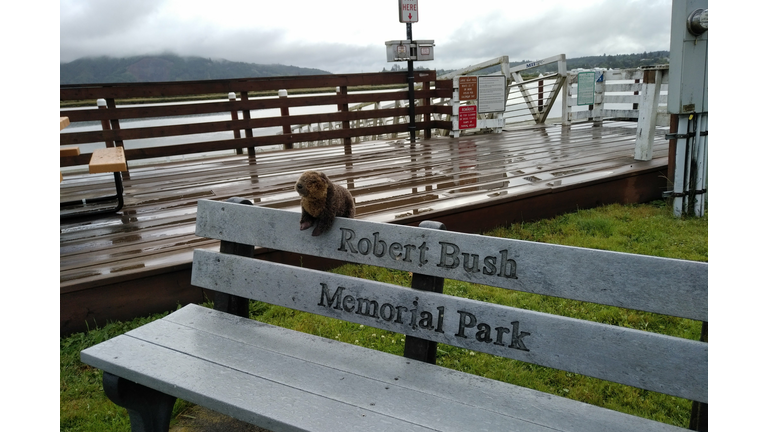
60,200,707,430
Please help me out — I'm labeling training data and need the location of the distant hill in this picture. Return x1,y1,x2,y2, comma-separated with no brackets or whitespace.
60,54,332,85
61,51,670,85
474,51,671,76
545,51,670,71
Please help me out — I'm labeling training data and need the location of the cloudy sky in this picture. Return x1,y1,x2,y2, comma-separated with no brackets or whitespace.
60,0,675,73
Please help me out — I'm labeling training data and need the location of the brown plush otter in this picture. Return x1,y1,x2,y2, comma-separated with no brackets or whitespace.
295,170,355,236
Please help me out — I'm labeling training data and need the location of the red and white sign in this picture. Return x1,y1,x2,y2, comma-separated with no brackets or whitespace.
399,0,418,23
458,105,477,130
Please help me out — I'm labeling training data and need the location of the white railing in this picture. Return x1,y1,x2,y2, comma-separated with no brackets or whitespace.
563,66,669,128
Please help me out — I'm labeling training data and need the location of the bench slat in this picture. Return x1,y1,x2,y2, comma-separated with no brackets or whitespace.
195,200,708,321
192,250,707,402
81,328,435,432
82,304,688,432
89,146,127,174
60,146,80,157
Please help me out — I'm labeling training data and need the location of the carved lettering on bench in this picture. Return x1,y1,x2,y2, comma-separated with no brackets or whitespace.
318,284,529,352
456,311,530,351
337,228,517,279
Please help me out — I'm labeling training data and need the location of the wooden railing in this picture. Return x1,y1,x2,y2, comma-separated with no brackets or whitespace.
60,71,453,168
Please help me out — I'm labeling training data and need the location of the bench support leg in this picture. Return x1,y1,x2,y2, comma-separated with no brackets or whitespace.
213,197,255,318
103,372,177,432
688,321,708,431
404,220,447,364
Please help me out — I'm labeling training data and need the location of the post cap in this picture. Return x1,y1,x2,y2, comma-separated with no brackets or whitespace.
228,92,236,100
97,98,107,107
278,89,288,97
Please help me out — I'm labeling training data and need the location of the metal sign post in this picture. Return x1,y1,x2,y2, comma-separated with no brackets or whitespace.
401,0,418,143
386,1,434,143
406,22,416,143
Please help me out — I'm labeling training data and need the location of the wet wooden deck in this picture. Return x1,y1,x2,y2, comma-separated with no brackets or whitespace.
60,121,670,334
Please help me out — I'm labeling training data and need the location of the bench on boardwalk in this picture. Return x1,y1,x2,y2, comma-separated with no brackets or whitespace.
81,198,708,432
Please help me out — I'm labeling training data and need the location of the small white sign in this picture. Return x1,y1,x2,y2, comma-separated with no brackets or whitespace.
478,76,506,113
577,72,596,106
399,0,418,23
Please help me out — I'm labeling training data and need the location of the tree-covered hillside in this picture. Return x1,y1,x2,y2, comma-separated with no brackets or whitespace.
467,51,670,76
60,55,332,84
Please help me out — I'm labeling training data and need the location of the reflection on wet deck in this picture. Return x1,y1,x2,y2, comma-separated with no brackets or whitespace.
60,121,669,333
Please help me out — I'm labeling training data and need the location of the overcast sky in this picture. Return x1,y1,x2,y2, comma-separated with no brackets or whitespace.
60,0,674,73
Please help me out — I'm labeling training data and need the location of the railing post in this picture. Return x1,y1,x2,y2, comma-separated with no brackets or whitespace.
229,92,244,155
97,99,114,148
240,91,256,157
279,89,293,150
100,98,129,177
562,74,573,130
538,76,544,113
392,100,401,139
634,68,663,161
104,98,124,148
423,82,432,140
336,86,352,155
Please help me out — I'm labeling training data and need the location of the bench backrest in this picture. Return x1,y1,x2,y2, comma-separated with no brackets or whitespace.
191,198,707,403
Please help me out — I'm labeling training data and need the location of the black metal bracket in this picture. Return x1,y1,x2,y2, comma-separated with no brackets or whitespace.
60,171,124,219
665,131,708,140
663,189,707,198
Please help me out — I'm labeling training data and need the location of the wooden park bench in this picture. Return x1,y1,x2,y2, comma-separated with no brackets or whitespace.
81,198,708,432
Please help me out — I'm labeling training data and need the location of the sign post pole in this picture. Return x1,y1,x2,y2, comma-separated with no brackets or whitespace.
406,22,416,143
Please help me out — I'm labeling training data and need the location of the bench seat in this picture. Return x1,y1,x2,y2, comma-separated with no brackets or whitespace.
89,146,126,174
82,303,688,432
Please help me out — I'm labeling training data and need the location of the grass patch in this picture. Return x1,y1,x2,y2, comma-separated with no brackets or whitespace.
60,311,195,432
61,200,707,430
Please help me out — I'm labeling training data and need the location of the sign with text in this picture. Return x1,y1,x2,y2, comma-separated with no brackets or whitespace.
577,71,596,106
477,76,506,113
399,0,418,23
458,76,477,101
458,105,477,130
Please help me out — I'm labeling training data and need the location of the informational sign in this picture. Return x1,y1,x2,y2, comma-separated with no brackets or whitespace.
577,71,596,106
399,0,418,23
458,105,477,130
477,76,506,113
458,76,477,101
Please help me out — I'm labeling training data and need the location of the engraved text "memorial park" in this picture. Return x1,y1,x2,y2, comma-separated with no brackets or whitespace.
317,284,530,352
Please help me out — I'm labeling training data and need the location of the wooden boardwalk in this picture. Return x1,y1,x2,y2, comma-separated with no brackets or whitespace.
60,122,670,334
